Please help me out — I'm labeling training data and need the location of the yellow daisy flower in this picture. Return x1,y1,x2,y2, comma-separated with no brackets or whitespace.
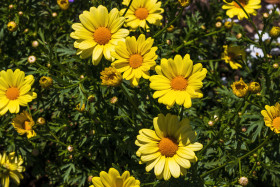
136,113,203,180
231,78,248,98
90,168,140,187
111,34,158,86
12,111,36,139
221,45,245,69
149,54,207,109
100,67,122,87
222,0,261,20
261,103,280,134
120,0,164,30
70,5,129,65
0,69,37,115
0,152,25,187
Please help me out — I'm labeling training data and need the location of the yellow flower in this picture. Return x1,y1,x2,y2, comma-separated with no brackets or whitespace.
39,76,53,88
222,0,261,20
12,111,36,139
100,67,122,87
76,103,85,112
57,0,69,10
0,69,37,115
149,54,207,109
111,34,158,86
167,25,175,32
0,152,25,187
261,103,280,133
90,168,140,187
222,45,245,69
120,0,164,31
269,26,280,38
231,78,248,98
248,82,261,93
136,113,203,180
178,0,190,7
7,21,17,32
70,5,129,65
224,21,233,29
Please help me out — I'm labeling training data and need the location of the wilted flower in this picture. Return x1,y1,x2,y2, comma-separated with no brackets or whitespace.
39,76,53,89
12,111,36,138
178,0,190,7
231,78,248,98
100,67,122,87
0,152,25,187
248,82,261,93
57,0,69,10
7,21,17,32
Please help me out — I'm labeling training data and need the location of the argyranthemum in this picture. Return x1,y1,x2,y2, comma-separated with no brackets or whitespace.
0,152,25,187
222,0,261,20
111,34,158,86
90,168,140,187
261,103,280,133
100,67,122,87
149,54,207,109
12,111,36,139
136,113,203,180
222,45,246,69
120,0,164,30
0,69,37,115
70,5,129,65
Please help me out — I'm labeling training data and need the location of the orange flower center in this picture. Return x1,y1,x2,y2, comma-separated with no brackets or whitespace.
129,54,143,69
234,0,247,8
171,76,188,90
93,27,111,45
273,117,280,130
135,8,149,20
24,121,32,130
6,87,20,100
158,137,178,157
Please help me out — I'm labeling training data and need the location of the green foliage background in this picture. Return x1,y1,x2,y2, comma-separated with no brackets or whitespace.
1,0,280,186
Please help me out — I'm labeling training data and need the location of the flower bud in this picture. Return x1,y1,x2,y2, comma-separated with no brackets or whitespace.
88,95,96,103
208,120,214,126
263,12,269,18
231,78,248,98
239,177,248,186
215,22,222,28
110,96,118,104
248,82,261,93
269,26,280,38
80,75,84,79
273,63,279,69
52,12,57,17
9,4,14,9
28,55,36,64
76,103,85,112
7,21,17,32
57,0,70,10
24,28,29,33
242,127,247,132
178,0,190,7
67,145,73,152
18,11,23,16
236,33,242,39
32,40,39,48
39,76,53,89
37,117,46,125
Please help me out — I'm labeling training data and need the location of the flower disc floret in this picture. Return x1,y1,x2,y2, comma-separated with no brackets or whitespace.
135,113,203,180
149,54,207,109
70,5,129,65
261,103,280,133
0,69,37,115
120,0,164,30
112,34,158,86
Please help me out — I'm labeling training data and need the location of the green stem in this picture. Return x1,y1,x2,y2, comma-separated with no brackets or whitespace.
120,83,146,121
196,59,224,63
54,77,87,90
153,7,184,38
122,0,133,16
200,132,274,178
175,29,225,52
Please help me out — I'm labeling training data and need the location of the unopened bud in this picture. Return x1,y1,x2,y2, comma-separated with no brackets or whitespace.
18,11,23,16
67,145,74,152
110,96,118,104
236,33,242,39
52,12,57,17
263,12,269,18
242,127,247,132
239,177,248,186
28,55,36,64
215,22,222,28
208,120,214,127
37,117,46,125
32,40,39,48
273,63,279,69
